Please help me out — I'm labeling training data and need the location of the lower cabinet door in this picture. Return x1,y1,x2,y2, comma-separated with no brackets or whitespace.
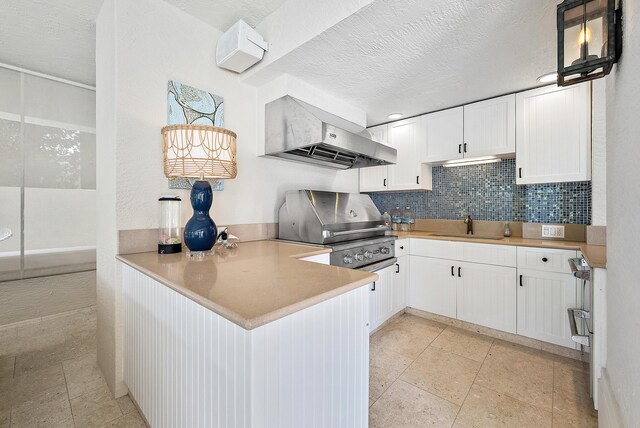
456,262,517,333
392,256,409,313
517,269,577,347
369,265,395,333
408,256,456,318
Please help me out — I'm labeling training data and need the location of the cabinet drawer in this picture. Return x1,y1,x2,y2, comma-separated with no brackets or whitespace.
516,247,578,274
395,239,409,257
460,242,516,267
409,238,459,260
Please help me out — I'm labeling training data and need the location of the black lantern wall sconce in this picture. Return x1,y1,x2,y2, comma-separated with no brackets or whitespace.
557,0,622,86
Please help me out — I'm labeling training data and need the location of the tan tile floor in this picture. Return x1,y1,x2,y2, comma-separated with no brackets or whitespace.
0,307,145,428
369,314,598,428
1,309,596,428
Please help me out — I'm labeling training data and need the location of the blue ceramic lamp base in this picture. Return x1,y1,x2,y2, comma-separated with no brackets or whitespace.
184,181,218,254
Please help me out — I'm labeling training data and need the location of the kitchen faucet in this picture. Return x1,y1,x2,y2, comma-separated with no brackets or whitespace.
464,215,473,235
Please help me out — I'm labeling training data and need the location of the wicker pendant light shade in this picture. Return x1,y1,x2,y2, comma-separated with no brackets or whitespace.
161,124,237,180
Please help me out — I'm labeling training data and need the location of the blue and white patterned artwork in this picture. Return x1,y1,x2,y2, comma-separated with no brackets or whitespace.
166,80,225,191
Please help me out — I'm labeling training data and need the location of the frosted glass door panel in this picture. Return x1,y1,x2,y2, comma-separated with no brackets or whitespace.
23,75,96,128
0,71,22,280
0,187,21,281
0,120,22,187
23,188,96,277
0,68,21,117
22,75,96,278
24,124,96,189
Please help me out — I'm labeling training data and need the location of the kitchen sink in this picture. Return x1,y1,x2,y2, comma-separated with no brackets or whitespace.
430,233,505,241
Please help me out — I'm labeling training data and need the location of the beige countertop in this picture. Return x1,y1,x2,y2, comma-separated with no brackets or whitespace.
117,240,377,330
393,231,607,269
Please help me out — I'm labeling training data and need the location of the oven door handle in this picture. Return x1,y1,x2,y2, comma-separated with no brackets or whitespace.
358,257,398,273
568,308,591,347
323,226,389,238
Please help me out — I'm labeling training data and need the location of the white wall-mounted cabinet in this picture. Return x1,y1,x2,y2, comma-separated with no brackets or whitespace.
516,83,591,184
369,264,395,333
424,107,464,163
359,124,389,192
424,94,515,164
463,94,516,158
359,120,432,192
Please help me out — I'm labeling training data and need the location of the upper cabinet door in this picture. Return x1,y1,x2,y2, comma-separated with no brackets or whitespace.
463,94,515,158
516,83,591,185
359,124,388,192
424,107,464,163
387,117,430,191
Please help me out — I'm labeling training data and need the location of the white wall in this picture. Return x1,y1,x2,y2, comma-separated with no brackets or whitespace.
96,0,360,395
591,79,606,226
603,2,640,425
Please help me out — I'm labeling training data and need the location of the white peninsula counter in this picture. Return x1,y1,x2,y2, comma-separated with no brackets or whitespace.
117,240,376,428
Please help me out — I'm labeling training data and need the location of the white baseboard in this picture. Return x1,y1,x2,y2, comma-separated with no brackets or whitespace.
598,368,625,428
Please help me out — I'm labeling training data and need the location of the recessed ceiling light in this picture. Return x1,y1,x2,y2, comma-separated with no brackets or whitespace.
388,113,403,120
537,72,558,84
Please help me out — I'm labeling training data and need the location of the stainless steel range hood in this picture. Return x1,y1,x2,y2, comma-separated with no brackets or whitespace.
265,96,397,169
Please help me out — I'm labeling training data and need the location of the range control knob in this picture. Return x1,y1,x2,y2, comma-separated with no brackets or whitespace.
355,252,365,262
343,255,354,264
380,247,390,255
364,250,374,259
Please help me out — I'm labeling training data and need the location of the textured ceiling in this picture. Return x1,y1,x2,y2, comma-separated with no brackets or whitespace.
0,0,103,86
1,0,559,117
164,0,287,32
0,0,286,85
260,0,559,126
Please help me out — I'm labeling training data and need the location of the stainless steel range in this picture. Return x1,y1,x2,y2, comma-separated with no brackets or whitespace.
278,190,396,271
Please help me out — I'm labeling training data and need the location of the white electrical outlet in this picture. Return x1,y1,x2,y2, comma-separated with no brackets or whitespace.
542,224,565,238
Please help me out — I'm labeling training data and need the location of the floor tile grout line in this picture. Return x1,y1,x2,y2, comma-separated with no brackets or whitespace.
552,353,556,428
368,316,447,409
374,323,463,409
60,361,78,428
466,341,558,418
450,336,495,424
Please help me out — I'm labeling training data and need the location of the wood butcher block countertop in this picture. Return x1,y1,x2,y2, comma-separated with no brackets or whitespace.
117,241,376,330
394,231,607,269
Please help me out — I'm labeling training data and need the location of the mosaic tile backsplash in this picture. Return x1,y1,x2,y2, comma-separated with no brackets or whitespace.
369,159,592,224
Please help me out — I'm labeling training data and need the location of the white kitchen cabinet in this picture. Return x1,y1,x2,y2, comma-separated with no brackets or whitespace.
369,264,395,333
359,120,432,192
424,94,516,164
463,94,515,158
516,83,591,184
359,124,389,192
517,247,578,274
393,255,409,314
517,268,578,347
387,117,432,191
424,107,464,163
410,239,516,267
408,255,457,318
456,262,517,333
